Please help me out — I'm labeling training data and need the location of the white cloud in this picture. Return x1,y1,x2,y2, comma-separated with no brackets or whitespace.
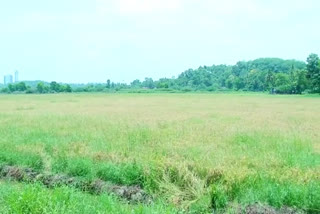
119,0,180,13
97,0,181,14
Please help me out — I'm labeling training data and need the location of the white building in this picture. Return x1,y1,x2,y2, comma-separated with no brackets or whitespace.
15,71,19,82
4,75,13,85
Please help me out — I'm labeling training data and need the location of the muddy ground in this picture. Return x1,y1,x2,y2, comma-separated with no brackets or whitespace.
0,165,151,203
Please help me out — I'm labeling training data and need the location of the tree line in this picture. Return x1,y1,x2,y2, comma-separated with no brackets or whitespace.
1,53,319,94
0,81,72,94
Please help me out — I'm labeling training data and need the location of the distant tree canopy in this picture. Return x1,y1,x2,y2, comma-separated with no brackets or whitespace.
306,54,320,92
1,54,320,94
173,58,310,94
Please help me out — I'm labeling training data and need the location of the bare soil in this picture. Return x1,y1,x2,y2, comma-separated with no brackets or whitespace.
0,165,151,203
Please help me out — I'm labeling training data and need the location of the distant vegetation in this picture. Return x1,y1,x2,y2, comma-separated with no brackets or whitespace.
1,53,320,94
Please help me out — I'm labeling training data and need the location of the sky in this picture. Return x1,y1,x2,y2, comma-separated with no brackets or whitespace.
1,0,320,83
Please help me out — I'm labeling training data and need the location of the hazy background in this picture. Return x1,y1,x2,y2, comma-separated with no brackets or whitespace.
1,0,319,83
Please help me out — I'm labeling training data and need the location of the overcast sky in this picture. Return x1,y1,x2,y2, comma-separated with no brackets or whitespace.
1,0,320,83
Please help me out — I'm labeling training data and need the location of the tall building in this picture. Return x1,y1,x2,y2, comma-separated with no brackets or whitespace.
15,70,19,82
4,75,13,85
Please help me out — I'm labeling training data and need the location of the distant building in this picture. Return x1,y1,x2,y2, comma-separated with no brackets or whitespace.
15,70,19,82
4,75,13,85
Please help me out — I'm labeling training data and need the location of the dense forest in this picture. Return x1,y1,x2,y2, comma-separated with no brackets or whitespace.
1,53,320,94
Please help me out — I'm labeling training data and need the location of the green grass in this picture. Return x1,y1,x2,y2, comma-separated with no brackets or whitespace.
0,181,179,214
0,93,319,213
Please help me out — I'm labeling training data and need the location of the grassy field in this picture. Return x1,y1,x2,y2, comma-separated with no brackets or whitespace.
0,93,319,213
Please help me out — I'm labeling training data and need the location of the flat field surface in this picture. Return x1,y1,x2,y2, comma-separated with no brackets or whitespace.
0,93,319,213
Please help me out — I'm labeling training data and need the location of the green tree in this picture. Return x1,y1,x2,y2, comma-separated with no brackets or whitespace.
0,87,9,93
142,78,155,89
106,79,111,89
16,82,27,91
274,73,291,94
306,53,320,92
246,70,264,91
156,78,170,89
292,69,308,94
50,81,61,92
225,75,235,89
37,82,45,93
131,79,141,88
8,84,16,92
265,71,275,93
65,84,72,92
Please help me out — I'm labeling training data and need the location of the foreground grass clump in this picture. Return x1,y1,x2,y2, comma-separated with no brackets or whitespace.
0,181,179,214
0,93,319,213
211,175,320,212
